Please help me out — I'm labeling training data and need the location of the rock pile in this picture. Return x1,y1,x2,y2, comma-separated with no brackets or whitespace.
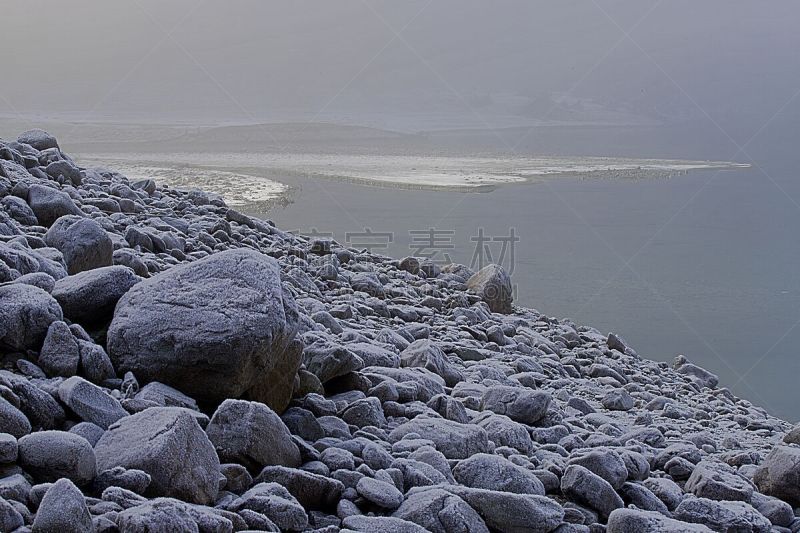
0,129,797,532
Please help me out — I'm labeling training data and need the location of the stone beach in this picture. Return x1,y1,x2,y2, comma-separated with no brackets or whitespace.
0,129,798,532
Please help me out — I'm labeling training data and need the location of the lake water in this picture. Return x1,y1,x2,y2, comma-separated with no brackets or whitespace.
255,124,800,421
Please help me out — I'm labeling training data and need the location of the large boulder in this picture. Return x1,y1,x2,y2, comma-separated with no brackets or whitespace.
228,482,308,530
388,417,490,459
673,498,771,533
0,497,23,532
17,129,59,151
116,499,200,532
94,407,220,504
607,508,713,532
107,249,303,412
58,376,128,429
255,466,344,510
1,196,38,226
26,185,83,227
480,385,550,425
754,445,800,506
453,453,545,495
44,216,113,274
206,399,301,471
400,339,464,387
0,284,62,351
566,448,629,490
466,264,513,313
439,486,563,533
52,265,139,324
31,478,93,533
685,460,754,502
38,321,80,377
561,464,624,520
17,431,96,486
392,487,489,533
0,397,31,438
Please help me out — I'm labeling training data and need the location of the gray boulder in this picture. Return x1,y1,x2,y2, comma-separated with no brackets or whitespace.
27,185,83,227
567,449,629,490
31,478,93,533
303,344,363,384
480,385,551,425
0,497,24,532
0,396,32,438
453,453,545,495
343,515,427,533
255,466,344,510
440,485,563,533
346,342,400,368
58,376,128,429
38,321,80,377
473,412,533,454
1,195,38,226
0,284,62,350
561,464,624,520
18,129,59,151
750,491,794,527
618,482,671,515
77,340,116,384
643,477,684,511
0,433,17,463
94,407,220,504
675,362,719,389
44,216,113,274
400,340,464,387
392,487,489,533
94,466,152,495
228,482,308,530
753,445,800,506
52,265,138,324
116,498,199,532
135,382,199,410
350,272,385,298
206,399,301,471
18,430,96,486
0,474,31,505
602,388,635,411
685,460,754,502
673,497,771,533
107,249,302,412
356,476,404,509
340,397,386,428
466,264,513,313
69,422,105,446
389,417,490,459
607,508,713,532
364,366,446,401
45,160,82,185
0,371,66,430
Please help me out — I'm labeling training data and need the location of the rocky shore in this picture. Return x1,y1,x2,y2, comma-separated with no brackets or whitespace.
0,129,798,532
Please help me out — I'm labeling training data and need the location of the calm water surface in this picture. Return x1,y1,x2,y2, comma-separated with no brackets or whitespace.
255,125,800,420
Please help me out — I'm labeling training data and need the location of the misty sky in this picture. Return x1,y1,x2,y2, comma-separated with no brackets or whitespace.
1,1,799,132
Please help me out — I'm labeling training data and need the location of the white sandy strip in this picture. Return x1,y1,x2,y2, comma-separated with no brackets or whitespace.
80,152,748,191
78,161,288,206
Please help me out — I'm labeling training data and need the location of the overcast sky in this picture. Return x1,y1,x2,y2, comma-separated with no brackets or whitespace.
1,1,798,131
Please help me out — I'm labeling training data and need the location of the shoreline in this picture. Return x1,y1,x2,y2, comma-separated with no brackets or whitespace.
76,151,750,205
0,129,796,532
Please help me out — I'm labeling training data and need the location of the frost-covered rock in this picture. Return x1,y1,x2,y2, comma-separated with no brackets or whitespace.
108,249,302,412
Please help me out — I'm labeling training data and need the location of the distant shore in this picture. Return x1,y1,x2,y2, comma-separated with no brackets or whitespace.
77,151,749,207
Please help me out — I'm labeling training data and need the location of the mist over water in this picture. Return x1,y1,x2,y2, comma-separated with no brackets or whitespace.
2,1,800,418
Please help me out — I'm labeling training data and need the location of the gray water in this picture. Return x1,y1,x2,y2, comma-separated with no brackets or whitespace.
258,123,800,420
